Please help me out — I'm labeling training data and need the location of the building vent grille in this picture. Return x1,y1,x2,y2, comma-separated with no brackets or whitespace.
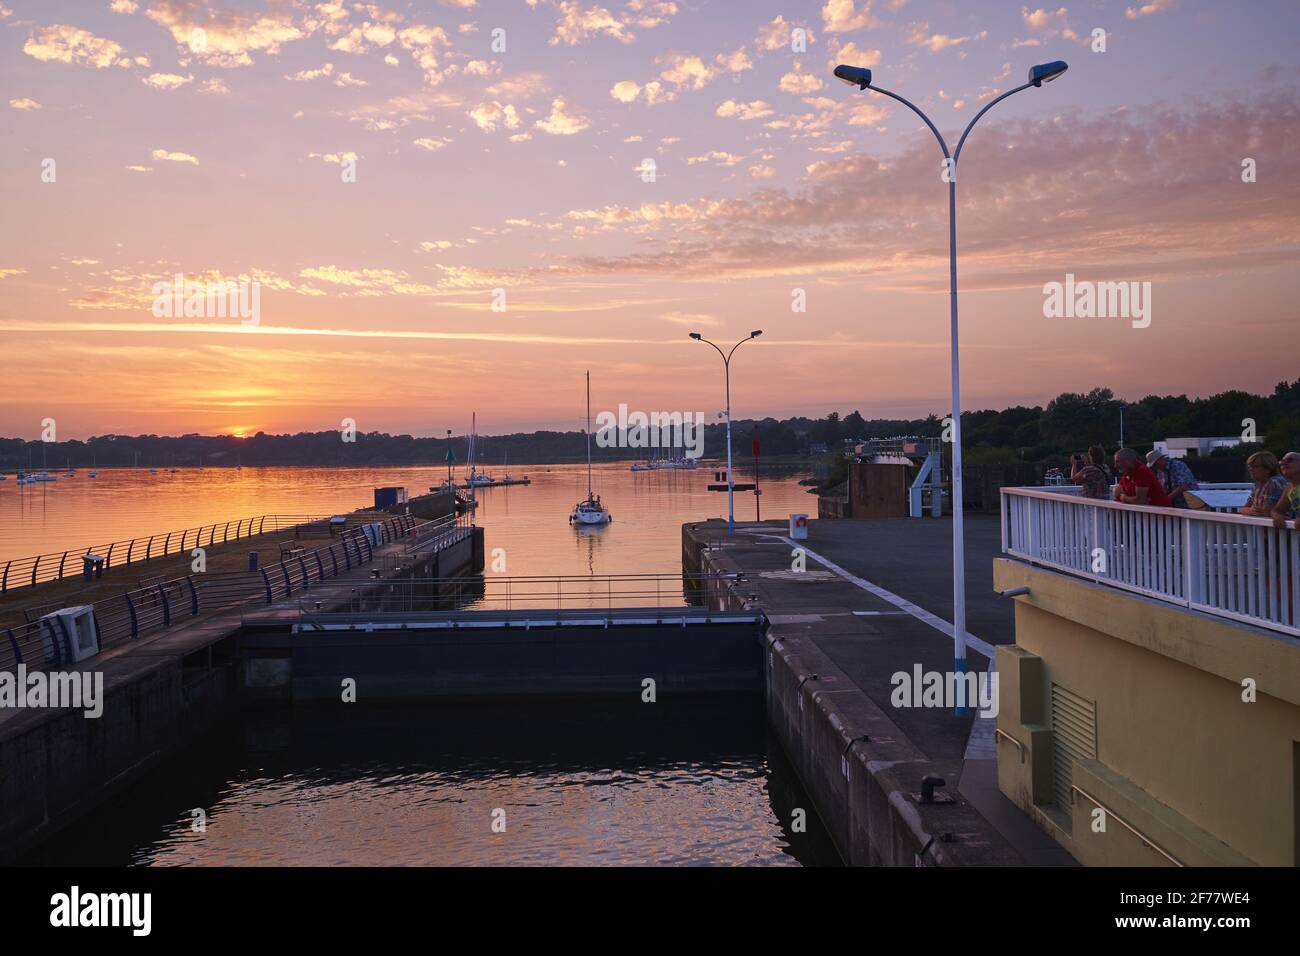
1052,683,1097,811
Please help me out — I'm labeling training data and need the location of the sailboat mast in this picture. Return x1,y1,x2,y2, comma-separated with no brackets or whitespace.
585,370,593,497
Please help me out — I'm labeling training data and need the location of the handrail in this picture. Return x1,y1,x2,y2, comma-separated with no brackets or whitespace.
0,513,337,593
1070,784,1183,866
995,728,1025,764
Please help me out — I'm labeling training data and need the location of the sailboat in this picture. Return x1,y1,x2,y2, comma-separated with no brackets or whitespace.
22,445,57,482
464,414,495,487
499,448,530,486
570,371,611,525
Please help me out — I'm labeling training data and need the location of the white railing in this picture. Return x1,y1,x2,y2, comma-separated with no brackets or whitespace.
1001,487,1300,638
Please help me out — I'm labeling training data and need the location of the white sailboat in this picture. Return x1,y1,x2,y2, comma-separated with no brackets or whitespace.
22,446,57,482
465,414,495,486
570,371,611,525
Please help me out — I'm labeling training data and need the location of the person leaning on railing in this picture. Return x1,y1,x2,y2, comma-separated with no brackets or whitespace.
1269,452,1300,530
1093,444,1116,486
1147,449,1198,508
1240,451,1290,517
1113,447,1172,507
1069,447,1110,500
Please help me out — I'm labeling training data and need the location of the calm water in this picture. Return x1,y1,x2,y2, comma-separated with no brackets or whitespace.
0,461,816,577
10,461,836,866
26,698,841,867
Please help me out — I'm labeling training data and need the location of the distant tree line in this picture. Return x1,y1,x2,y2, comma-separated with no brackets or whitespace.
3,380,1296,470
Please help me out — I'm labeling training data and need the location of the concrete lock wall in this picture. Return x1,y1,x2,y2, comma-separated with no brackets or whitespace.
682,524,1019,866
0,650,239,863
993,558,1300,867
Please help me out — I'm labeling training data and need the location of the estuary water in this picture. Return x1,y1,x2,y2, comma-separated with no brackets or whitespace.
0,461,815,578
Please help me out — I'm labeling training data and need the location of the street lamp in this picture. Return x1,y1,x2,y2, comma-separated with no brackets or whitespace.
690,330,762,534
833,60,1068,714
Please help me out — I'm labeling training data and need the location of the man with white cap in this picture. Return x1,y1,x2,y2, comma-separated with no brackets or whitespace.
1147,449,1198,508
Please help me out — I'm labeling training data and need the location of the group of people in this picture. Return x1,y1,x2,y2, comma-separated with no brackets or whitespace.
1068,446,1300,529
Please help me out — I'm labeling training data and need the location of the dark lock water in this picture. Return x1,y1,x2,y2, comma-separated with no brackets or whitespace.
27,697,841,867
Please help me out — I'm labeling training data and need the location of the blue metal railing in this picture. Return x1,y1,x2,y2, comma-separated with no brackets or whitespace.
0,513,336,593
0,512,464,672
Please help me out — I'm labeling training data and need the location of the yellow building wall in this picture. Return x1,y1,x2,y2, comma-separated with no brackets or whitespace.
994,558,1300,867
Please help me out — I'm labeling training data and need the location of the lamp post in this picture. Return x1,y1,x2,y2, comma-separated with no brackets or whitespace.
690,330,762,534
833,60,1068,714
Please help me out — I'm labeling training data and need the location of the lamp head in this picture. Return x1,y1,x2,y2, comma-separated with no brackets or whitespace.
689,332,702,340
833,64,872,90
750,330,763,338
1028,60,1068,87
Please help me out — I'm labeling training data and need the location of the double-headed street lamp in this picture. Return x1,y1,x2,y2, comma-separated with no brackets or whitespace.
833,60,1068,712
690,330,762,534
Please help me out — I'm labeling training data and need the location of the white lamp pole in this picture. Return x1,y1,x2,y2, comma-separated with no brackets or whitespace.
833,61,1068,713
691,330,762,534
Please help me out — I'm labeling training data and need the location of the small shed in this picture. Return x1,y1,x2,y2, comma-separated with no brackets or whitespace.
373,486,408,509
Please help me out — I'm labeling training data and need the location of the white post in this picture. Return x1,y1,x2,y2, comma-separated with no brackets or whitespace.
725,360,734,535
947,176,969,715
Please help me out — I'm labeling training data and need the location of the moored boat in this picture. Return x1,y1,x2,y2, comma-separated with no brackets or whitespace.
569,371,611,526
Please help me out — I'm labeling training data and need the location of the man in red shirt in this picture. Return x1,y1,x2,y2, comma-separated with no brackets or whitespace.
1113,448,1172,506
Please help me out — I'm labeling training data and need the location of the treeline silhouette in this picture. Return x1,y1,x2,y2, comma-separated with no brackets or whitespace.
3,381,1297,470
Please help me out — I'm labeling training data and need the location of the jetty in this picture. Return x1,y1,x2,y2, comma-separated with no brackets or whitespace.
0,499,482,862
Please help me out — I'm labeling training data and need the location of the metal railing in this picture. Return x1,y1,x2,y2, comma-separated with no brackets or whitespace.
1002,486,1300,638
327,570,734,615
403,513,472,552
0,513,337,593
1,513,466,672
1034,481,1248,512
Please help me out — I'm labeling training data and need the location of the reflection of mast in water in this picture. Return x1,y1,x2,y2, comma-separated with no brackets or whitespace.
573,523,600,575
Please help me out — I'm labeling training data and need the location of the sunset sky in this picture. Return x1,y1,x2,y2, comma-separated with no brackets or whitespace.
1,0,1297,440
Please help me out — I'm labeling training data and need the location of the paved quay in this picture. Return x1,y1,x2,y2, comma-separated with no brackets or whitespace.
684,514,1075,866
